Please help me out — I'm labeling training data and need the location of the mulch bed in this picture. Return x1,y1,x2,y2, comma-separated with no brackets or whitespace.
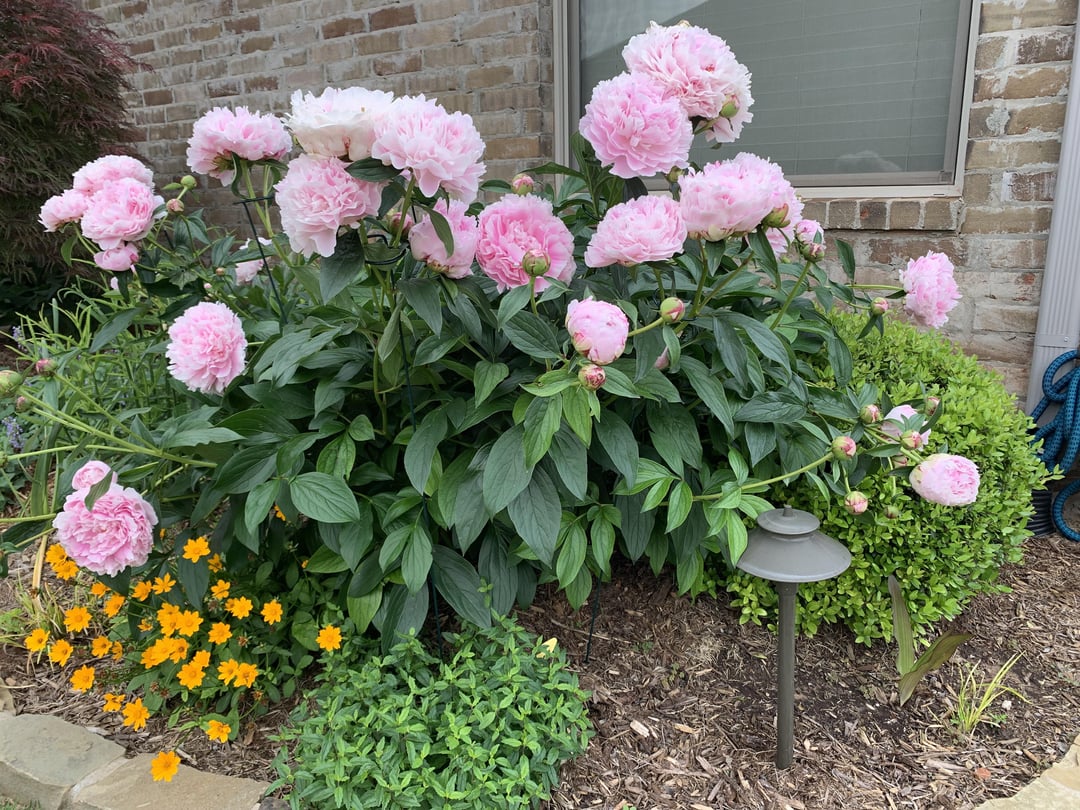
1,531,1078,810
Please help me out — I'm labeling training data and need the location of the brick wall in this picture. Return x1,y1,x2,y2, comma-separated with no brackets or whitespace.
79,0,1076,405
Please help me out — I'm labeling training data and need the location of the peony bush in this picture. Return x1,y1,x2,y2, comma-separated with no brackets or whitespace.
0,20,1024,785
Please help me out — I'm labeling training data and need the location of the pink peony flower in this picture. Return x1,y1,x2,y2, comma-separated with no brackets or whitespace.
370,94,486,202
166,301,247,395
72,155,155,196
901,251,961,328
678,154,783,240
274,154,383,258
565,298,630,365
475,194,575,292
844,491,869,514
80,178,163,250
186,106,292,184
579,72,693,179
39,189,90,231
882,404,930,447
910,453,980,506
52,484,158,576
654,347,671,370
409,199,479,280
233,238,274,284
71,460,117,491
93,244,140,272
584,195,687,267
622,21,754,143
287,86,395,161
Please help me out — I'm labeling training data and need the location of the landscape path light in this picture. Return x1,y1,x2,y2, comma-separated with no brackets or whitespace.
735,505,852,768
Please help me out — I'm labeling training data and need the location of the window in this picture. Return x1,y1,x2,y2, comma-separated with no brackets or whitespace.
562,0,976,192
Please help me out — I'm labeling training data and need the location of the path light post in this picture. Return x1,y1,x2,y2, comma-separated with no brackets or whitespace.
735,505,851,769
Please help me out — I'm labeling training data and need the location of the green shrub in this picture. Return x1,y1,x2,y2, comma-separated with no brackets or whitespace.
271,615,592,809
725,311,1049,644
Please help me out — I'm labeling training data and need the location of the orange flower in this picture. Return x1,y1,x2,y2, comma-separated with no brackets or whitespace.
207,553,224,573
174,610,203,638
316,625,342,652
157,603,182,636
140,638,173,669
182,536,211,563
70,665,95,692
48,638,74,666
45,544,68,565
150,750,180,782
234,662,258,688
217,659,241,686
132,581,153,601
64,605,93,633
111,641,124,660
273,504,286,521
210,579,231,600
224,596,252,619
24,628,49,652
151,573,176,594
168,637,189,664
102,692,125,712
208,622,232,645
138,617,154,632
122,697,150,731
177,661,206,690
205,719,231,743
260,599,283,625
90,581,109,597
53,559,79,580
191,649,211,669
103,593,126,618
91,636,112,657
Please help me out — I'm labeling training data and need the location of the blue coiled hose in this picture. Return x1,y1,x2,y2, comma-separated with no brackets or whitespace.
1030,350,1080,541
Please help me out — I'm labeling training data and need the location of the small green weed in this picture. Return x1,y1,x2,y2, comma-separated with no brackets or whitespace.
951,653,1026,734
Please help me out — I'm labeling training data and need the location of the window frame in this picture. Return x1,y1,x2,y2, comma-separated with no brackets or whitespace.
553,0,981,200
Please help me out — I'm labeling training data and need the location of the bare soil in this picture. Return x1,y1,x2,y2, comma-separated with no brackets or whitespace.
1,531,1078,810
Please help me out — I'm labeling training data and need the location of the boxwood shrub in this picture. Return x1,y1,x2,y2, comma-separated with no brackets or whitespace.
725,311,1049,644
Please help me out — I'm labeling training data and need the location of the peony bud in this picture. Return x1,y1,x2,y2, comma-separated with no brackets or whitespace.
659,297,685,323
166,198,184,214
654,348,670,370
718,98,739,119
844,491,869,515
388,209,414,236
34,358,56,377
925,396,941,417
900,430,925,451
871,297,890,316
859,404,882,424
511,174,534,195
180,175,197,189
665,165,685,184
762,203,790,230
14,396,29,413
578,364,606,391
831,435,857,460
883,505,901,520
521,250,550,277
0,370,22,398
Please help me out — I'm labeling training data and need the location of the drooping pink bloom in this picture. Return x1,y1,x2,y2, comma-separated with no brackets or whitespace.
52,484,158,576
287,86,395,161
910,453,980,506
882,405,930,446
72,155,155,196
80,178,163,250
409,199,479,280
370,94,486,201
585,195,687,267
622,21,754,143
565,298,630,365
475,194,575,292
93,244,140,272
165,301,247,395
71,460,117,491
901,251,961,328
186,106,292,184
678,154,785,240
274,154,383,258
579,72,693,179
39,189,90,231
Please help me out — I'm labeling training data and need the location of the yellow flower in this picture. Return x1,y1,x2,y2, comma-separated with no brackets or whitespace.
45,544,68,565
103,593,125,618
150,750,180,783
273,504,286,521
182,536,211,563
217,659,240,686
234,662,258,688
224,596,252,619
24,628,49,652
122,697,149,731
157,603,182,636
132,581,153,601
260,600,283,625
111,641,124,660
207,553,224,573
208,622,232,645
191,649,211,669
91,636,112,657
177,661,206,690
174,610,203,638
210,579,230,600
536,637,558,659
316,625,342,652
70,665,95,692
151,574,176,595
48,638,74,666
168,637,189,664
205,719,231,743
102,692,125,712
63,605,93,633
90,581,109,598
138,617,154,633
53,559,79,580
140,638,173,669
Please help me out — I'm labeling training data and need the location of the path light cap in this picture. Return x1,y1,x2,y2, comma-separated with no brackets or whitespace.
735,505,851,583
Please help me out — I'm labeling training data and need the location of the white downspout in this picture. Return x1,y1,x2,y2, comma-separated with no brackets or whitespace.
1026,51,1080,412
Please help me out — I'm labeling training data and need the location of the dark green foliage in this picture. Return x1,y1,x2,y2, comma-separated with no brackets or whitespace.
726,311,1049,644
0,0,139,320
271,615,592,809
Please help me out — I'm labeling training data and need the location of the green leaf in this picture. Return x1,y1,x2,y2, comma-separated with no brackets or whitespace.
496,283,534,327
319,230,365,303
507,468,561,565
888,575,916,676
723,311,792,374
665,482,694,534
412,332,460,366
482,425,533,513
403,409,447,494
616,492,654,560
748,229,779,277
590,514,616,577
347,588,383,633
561,385,594,446
478,535,517,614
548,426,588,499
345,156,403,182
523,394,562,467
647,401,702,475
502,311,563,359
304,546,350,574
633,328,666,381
89,306,143,352
161,426,243,449
521,369,578,398
564,567,593,610
289,472,361,523
835,238,856,280
348,414,375,442
215,445,278,494
736,392,806,423
317,434,356,479
899,632,971,706
401,522,433,593
596,410,639,488
724,509,749,564
338,504,374,570
399,277,443,336
176,555,208,608
243,479,280,533
556,519,587,589
432,546,492,628
596,365,640,399
474,360,509,404
679,357,734,436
